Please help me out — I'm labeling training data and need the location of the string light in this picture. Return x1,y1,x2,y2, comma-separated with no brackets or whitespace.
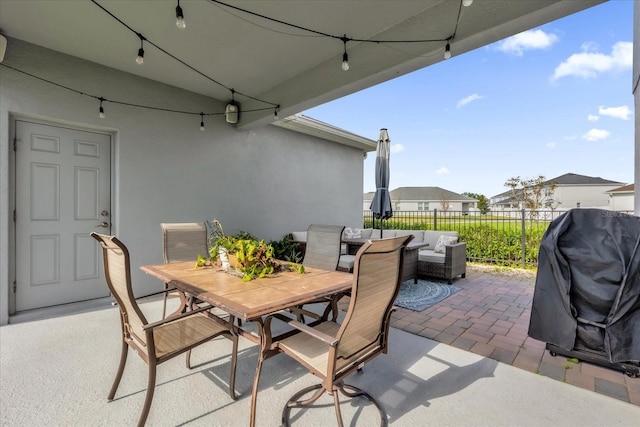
207,0,469,72
341,35,350,71
90,0,278,110
136,33,145,64
176,0,186,29
200,112,205,130
98,97,106,119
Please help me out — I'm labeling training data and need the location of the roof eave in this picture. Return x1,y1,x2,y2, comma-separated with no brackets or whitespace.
272,114,377,152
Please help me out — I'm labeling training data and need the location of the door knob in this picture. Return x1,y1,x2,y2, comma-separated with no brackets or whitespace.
96,222,109,228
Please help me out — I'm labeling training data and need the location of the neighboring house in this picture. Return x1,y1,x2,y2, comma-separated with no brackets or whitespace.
364,187,477,213
490,173,626,211
607,184,635,211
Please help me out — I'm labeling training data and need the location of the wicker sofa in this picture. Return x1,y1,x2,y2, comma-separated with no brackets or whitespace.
292,228,466,284
345,229,466,284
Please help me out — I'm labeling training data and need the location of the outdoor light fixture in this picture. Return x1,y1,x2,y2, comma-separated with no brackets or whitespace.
341,36,350,71
200,112,205,131
176,0,186,29
98,97,106,119
462,0,474,7
225,102,239,124
444,42,451,59
136,34,145,64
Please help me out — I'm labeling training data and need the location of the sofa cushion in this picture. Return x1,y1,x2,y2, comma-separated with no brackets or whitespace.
291,231,307,242
395,230,424,243
381,229,396,238
434,235,459,254
360,228,374,239
343,227,362,239
338,254,355,271
424,230,458,248
418,250,445,264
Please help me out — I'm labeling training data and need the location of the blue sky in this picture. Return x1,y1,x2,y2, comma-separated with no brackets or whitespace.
304,0,634,198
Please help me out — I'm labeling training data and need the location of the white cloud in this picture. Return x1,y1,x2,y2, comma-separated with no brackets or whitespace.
582,128,611,141
564,135,578,141
552,41,631,80
587,114,599,122
598,105,632,120
435,167,450,175
390,143,405,153
546,141,557,149
496,29,558,56
457,94,483,108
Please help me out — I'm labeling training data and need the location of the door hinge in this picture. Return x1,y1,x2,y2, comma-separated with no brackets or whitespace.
13,281,16,294
13,210,16,222
13,137,17,151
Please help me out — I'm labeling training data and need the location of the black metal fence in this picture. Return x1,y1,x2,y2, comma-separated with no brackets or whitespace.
363,209,637,267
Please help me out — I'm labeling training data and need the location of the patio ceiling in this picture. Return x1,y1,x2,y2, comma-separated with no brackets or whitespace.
0,0,605,128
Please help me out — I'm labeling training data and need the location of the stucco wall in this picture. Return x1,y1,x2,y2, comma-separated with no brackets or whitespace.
0,38,365,324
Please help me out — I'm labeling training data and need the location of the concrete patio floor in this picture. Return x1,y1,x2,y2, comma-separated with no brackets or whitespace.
387,264,640,407
2,283,639,426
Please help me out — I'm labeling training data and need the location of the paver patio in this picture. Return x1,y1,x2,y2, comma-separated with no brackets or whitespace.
388,264,640,406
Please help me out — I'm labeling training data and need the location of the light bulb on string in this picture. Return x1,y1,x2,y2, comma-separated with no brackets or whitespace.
462,0,473,7
176,0,186,28
98,97,106,119
200,112,205,131
444,42,451,59
136,34,145,64
341,36,350,71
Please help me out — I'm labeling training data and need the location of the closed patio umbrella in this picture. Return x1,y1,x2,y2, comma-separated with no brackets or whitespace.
370,128,393,238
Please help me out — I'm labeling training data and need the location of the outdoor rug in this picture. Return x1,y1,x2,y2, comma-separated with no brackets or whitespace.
394,279,462,312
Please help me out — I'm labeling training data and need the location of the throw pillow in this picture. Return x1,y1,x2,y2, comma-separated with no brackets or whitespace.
433,235,458,254
343,227,362,239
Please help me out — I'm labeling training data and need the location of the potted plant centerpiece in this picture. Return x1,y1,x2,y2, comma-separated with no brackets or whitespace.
197,219,304,281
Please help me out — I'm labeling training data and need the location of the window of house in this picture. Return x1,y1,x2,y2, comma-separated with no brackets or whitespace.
418,202,429,211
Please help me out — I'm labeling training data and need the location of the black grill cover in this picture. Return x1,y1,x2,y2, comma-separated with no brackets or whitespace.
528,208,640,363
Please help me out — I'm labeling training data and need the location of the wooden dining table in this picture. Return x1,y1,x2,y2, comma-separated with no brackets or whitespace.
140,260,353,426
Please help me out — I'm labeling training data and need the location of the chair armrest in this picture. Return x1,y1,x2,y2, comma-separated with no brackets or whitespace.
142,304,217,330
287,320,339,346
445,242,466,259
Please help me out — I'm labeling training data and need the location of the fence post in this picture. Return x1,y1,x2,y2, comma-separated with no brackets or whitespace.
433,208,438,231
521,208,526,268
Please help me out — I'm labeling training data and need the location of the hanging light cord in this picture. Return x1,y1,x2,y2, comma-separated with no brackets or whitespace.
0,63,275,117
90,0,278,107
207,0,465,44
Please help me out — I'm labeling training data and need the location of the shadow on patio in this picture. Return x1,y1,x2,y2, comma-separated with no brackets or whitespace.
2,283,639,426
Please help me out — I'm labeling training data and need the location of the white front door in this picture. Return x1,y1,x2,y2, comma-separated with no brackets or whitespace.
14,120,112,311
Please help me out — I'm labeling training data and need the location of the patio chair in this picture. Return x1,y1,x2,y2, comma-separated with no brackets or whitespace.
160,222,208,318
255,235,412,426
302,224,345,271
294,224,345,322
91,232,238,427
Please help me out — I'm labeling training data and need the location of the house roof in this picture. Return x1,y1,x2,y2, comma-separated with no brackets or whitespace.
492,173,625,198
607,183,635,193
273,114,376,152
0,0,606,128
547,173,624,186
364,187,476,202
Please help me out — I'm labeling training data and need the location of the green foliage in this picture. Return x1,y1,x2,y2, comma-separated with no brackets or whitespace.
270,233,303,263
363,213,553,267
463,192,490,214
